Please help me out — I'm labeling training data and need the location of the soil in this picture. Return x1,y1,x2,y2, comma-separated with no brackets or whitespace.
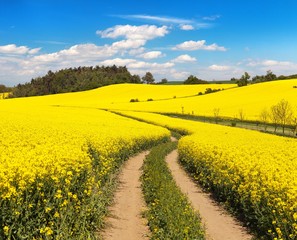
102,140,254,240
165,149,254,240
102,151,150,240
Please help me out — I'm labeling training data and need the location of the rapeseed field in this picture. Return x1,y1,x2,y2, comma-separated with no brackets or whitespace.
0,102,169,238
1,80,297,239
100,80,297,121
117,111,297,239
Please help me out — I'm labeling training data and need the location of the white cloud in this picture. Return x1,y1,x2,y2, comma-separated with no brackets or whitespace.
179,24,194,30
173,40,226,51
203,15,221,21
138,51,163,59
247,59,293,67
116,14,193,24
100,58,174,70
128,47,145,56
100,58,137,66
0,44,41,55
115,15,212,30
208,64,231,71
169,69,190,80
111,39,146,50
98,57,176,81
97,24,169,40
172,54,197,63
32,44,117,63
262,60,292,67
35,40,68,45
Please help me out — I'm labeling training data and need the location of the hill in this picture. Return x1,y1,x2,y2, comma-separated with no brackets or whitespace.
10,65,141,98
0,83,236,108
2,80,297,121
90,79,297,120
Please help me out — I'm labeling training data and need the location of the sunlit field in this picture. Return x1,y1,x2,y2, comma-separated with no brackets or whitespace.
115,110,297,239
1,80,297,239
104,80,297,120
0,102,169,238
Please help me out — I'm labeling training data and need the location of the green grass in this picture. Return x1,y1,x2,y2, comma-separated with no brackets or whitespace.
141,141,205,240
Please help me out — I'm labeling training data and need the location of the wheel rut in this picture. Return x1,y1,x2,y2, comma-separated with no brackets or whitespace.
102,151,150,240
165,149,254,240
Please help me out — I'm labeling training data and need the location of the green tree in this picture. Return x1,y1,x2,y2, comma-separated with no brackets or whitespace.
259,108,270,131
265,70,277,81
160,78,168,84
237,72,250,87
142,72,155,84
272,99,293,134
184,75,208,84
131,74,141,83
213,108,220,124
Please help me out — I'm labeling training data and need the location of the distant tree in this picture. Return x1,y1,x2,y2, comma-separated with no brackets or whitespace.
131,74,141,83
10,65,139,98
0,84,12,93
270,104,280,132
213,108,220,123
265,70,277,81
272,99,293,134
161,78,168,84
142,72,155,84
237,72,250,87
238,109,245,121
184,75,208,84
259,108,270,131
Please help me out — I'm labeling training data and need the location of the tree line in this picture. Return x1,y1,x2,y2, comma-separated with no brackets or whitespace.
231,70,297,87
0,84,13,93
1,65,297,98
8,65,144,98
212,99,297,136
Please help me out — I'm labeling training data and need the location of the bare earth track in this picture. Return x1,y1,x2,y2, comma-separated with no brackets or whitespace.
102,151,150,240
102,140,254,240
166,149,254,240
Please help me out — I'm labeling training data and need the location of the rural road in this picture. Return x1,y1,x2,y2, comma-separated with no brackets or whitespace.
102,151,150,240
165,149,253,240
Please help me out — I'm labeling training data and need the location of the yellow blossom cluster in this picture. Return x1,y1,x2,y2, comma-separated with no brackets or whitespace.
0,92,10,99
0,103,169,238
116,111,297,239
98,80,297,121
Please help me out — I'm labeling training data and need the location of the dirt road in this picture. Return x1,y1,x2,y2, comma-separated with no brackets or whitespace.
102,151,150,240
166,149,253,240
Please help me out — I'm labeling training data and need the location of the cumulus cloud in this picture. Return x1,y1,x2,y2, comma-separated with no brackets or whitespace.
170,70,190,80
173,40,226,51
128,47,145,56
97,24,169,40
0,44,41,55
32,44,117,63
247,59,293,67
100,58,173,69
262,60,292,66
111,39,146,50
179,24,194,30
138,51,163,59
208,64,231,71
99,58,175,79
171,54,197,63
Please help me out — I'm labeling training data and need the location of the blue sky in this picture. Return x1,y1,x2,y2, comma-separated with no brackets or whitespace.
1,0,297,86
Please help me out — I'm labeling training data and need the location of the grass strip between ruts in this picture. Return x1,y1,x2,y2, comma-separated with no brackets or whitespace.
141,141,205,240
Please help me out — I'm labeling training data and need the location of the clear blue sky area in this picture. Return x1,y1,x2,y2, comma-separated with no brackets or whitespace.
1,0,297,85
